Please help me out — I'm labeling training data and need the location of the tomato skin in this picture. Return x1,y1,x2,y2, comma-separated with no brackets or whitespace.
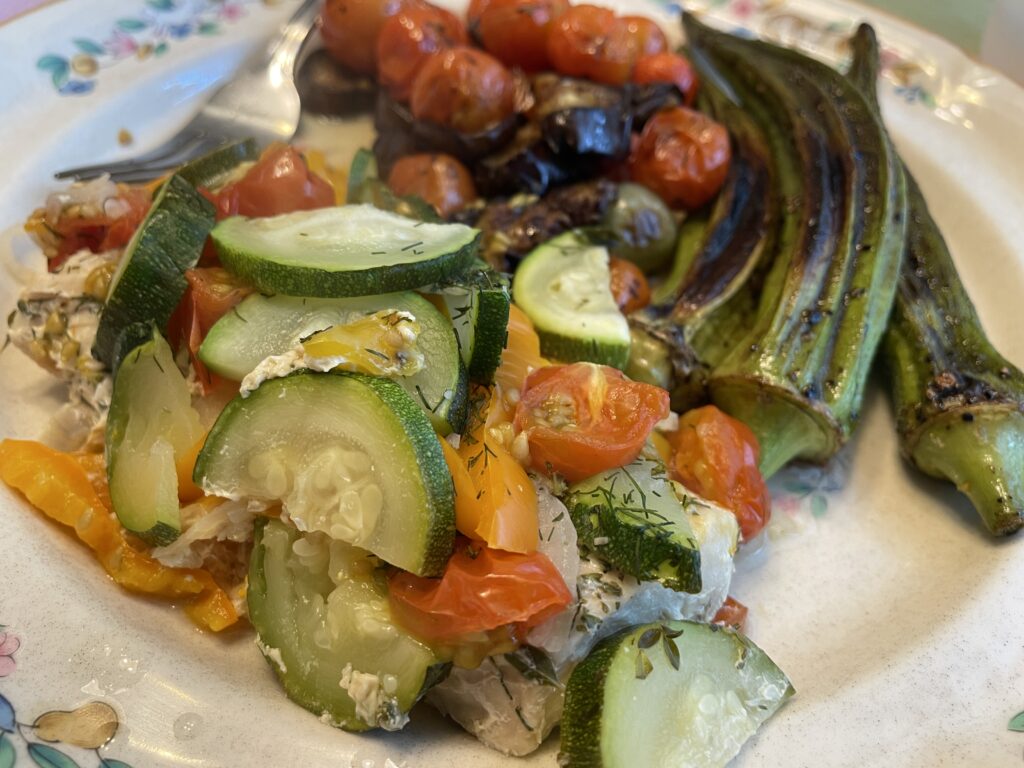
620,15,667,57
477,0,569,72
712,596,748,631
513,362,669,482
43,185,151,271
629,106,731,210
167,267,253,392
386,153,477,217
608,256,651,313
388,539,572,643
633,52,699,106
204,144,335,220
377,2,468,101
547,5,636,85
410,47,516,134
321,0,405,74
668,405,770,541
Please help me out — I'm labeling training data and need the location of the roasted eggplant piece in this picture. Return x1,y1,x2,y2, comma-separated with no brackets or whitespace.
295,49,377,116
531,74,632,157
372,92,522,177
453,179,617,270
684,14,907,477
846,25,1024,535
474,123,573,198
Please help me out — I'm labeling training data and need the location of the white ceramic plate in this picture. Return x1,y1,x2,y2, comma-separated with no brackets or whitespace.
2,1,1023,766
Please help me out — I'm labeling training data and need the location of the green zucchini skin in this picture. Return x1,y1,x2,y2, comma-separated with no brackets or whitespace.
685,14,907,477
176,139,259,190
849,25,1024,535
93,174,215,368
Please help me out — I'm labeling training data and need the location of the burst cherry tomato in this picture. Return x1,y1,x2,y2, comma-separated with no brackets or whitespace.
386,153,477,217
633,52,699,106
667,405,770,541
42,185,151,271
476,0,569,72
321,0,405,74
609,256,651,314
203,143,335,219
388,538,572,643
410,46,516,133
513,362,669,482
377,2,468,100
629,106,731,210
546,5,636,85
620,15,667,57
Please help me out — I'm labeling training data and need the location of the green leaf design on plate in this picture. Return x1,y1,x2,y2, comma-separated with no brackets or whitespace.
1009,710,1024,732
0,734,15,768
145,0,176,10
116,19,149,32
154,42,168,56
73,38,105,55
810,494,828,518
99,760,134,768
28,743,82,768
36,55,68,73
197,21,220,35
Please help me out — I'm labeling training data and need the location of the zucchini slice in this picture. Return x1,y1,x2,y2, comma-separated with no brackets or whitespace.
430,263,511,384
566,457,702,594
513,231,630,369
105,329,204,545
210,205,479,298
198,291,467,435
93,174,215,367
176,139,259,190
560,621,793,768
248,519,446,731
194,370,455,576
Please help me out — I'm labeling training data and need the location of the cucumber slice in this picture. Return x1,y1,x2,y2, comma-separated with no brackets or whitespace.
195,370,455,576
198,291,467,435
431,263,511,384
93,174,216,367
560,621,793,768
210,205,479,298
248,519,446,731
513,231,630,369
176,139,259,190
105,329,203,545
566,457,702,594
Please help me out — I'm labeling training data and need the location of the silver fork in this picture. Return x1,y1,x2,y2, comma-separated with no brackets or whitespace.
54,0,320,183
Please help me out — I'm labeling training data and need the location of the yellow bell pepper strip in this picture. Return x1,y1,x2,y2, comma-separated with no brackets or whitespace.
0,439,238,632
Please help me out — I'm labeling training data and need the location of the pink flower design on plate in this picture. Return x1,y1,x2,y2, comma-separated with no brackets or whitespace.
0,631,20,677
219,3,246,21
730,0,756,19
104,30,139,58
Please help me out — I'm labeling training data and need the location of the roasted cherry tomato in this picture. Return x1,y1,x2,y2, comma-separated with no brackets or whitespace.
167,268,254,392
321,0,405,74
410,46,516,133
466,0,492,34
388,538,572,643
667,405,770,541
633,52,699,106
476,0,569,72
608,256,651,314
203,144,335,219
386,153,477,217
513,362,669,482
36,185,151,271
377,2,468,100
712,596,749,631
546,5,636,85
620,15,667,57
629,106,731,210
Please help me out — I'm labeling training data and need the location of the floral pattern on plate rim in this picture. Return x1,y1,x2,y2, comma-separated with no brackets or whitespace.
35,0,285,96
0,628,135,767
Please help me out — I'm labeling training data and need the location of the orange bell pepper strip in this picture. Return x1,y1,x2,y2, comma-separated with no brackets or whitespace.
0,439,238,632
